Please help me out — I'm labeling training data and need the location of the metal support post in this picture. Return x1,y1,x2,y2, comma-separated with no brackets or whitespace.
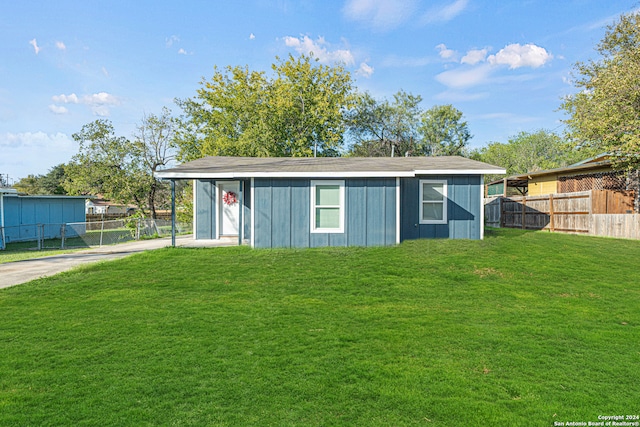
171,180,176,247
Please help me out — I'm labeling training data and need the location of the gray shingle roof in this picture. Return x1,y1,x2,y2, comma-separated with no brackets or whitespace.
155,156,506,179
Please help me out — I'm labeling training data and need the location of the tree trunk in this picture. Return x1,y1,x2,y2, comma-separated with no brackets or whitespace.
149,186,157,220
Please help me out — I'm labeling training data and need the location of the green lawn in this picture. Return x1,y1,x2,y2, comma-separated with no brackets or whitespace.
0,239,89,264
0,229,638,426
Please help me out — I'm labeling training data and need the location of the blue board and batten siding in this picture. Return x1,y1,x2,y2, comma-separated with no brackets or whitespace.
253,178,397,248
194,174,483,248
195,179,251,240
2,196,85,242
400,175,482,241
195,179,216,239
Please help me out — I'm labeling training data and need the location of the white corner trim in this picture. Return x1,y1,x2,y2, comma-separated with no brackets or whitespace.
480,174,485,240
395,177,400,244
250,177,255,248
192,179,197,240
214,182,220,240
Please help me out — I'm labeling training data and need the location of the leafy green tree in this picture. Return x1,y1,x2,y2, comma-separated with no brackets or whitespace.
133,108,176,218
65,114,176,219
13,175,42,195
13,164,68,195
65,120,144,205
346,90,422,157
39,164,68,194
175,54,353,160
419,104,471,156
470,129,585,181
560,12,640,169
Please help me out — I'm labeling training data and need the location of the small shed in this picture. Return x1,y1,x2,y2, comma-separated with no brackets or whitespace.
156,156,505,248
0,189,87,246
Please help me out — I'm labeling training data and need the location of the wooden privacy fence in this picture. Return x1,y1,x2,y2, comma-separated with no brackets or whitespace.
484,190,640,239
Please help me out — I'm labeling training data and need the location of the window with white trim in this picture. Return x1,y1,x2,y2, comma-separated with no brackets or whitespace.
311,180,345,233
419,180,447,224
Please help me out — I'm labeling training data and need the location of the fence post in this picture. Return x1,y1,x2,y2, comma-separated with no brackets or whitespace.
0,226,4,250
100,218,105,247
136,218,141,240
60,224,66,249
549,194,555,232
37,224,43,250
521,197,527,230
153,218,160,236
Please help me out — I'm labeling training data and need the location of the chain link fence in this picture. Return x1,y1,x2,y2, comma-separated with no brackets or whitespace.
1,219,192,251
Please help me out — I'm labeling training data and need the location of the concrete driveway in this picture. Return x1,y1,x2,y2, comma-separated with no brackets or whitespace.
0,235,236,290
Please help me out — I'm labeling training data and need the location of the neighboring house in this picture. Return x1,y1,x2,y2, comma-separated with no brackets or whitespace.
85,198,135,215
156,156,505,248
483,154,640,239
486,154,638,213
0,188,87,247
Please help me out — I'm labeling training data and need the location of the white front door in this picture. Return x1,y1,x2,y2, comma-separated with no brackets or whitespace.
219,181,240,236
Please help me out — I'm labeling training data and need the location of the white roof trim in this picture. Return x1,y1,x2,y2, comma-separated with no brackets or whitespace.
414,169,506,175
156,169,505,179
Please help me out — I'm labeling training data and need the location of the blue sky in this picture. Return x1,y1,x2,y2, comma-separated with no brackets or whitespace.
0,0,637,181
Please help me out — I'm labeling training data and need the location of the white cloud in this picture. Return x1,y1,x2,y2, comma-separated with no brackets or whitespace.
50,92,120,116
82,92,119,106
487,43,552,69
436,43,457,60
343,0,418,31
0,132,75,179
356,62,374,77
29,38,41,54
91,106,111,117
461,48,488,65
421,0,469,24
433,42,552,91
283,35,355,66
166,35,180,48
0,132,73,149
178,48,187,55
435,63,493,88
249,33,256,40
52,93,79,104
48,104,69,114
56,41,66,51
102,67,110,78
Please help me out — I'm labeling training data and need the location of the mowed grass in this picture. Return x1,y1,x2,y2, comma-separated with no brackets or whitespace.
0,229,638,426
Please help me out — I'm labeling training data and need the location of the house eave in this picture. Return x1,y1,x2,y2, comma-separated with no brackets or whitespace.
156,169,505,180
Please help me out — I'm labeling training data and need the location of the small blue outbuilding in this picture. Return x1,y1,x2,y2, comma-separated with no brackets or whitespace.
156,156,505,249
0,188,87,247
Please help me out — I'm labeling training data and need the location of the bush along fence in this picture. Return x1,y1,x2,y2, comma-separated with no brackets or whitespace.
0,218,192,251
484,189,640,239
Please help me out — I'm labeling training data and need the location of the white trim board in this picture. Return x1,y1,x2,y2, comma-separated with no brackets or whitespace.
157,169,505,180
395,177,400,244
